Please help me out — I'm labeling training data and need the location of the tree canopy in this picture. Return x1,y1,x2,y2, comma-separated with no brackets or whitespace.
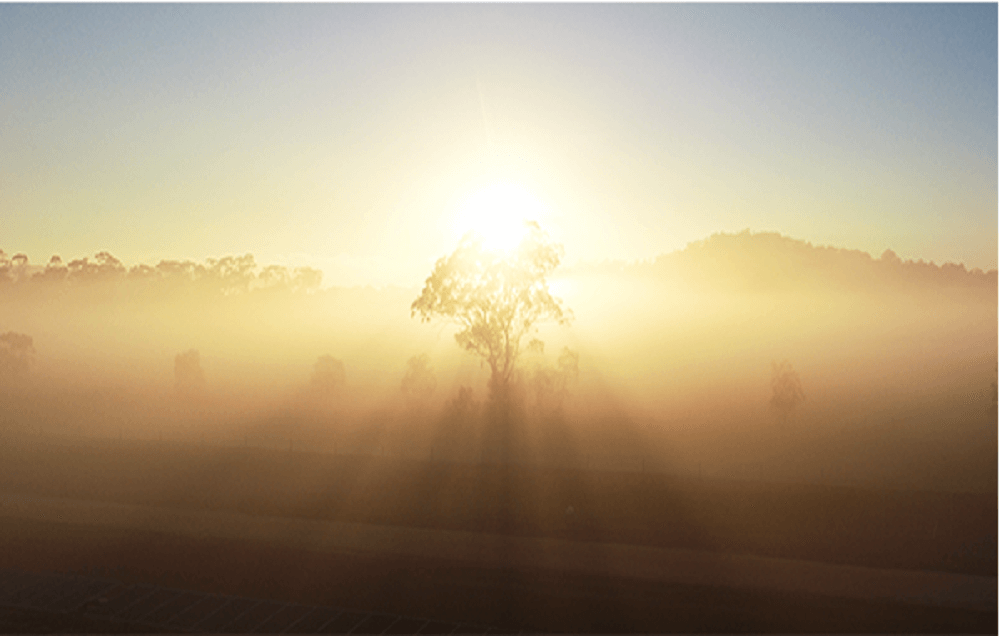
401,353,436,403
312,355,346,395
770,360,805,424
411,222,571,393
529,346,580,417
174,349,205,396
0,331,35,380
0,249,322,296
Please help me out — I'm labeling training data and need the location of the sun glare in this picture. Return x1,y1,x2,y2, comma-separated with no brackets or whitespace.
455,184,549,252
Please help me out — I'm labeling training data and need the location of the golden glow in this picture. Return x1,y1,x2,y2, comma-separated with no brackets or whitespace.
454,184,549,252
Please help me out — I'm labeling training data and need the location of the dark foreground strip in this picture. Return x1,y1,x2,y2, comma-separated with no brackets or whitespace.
0,568,509,634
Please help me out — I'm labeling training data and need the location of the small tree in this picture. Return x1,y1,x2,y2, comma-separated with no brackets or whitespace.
529,346,579,418
770,360,804,425
0,332,35,380
174,349,205,396
392,354,438,454
448,385,477,420
312,355,346,395
401,354,436,404
411,222,572,401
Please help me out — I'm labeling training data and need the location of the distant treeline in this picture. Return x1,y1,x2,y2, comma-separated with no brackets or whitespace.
3,230,997,299
0,250,322,296
568,231,997,295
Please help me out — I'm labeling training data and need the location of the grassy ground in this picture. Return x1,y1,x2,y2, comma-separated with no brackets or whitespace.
0,605,161,634
0,435,995,632
0,516,994,633
1,436,995,576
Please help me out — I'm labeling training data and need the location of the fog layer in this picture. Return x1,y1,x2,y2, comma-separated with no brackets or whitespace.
1,232,995,493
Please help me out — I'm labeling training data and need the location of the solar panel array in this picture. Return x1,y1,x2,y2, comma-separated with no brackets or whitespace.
0,569,514,634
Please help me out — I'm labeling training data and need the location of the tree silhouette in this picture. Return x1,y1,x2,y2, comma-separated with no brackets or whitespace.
312,355,346,394
34,256,69,283
401,354,436,404
0,332,35,380
448,385,477,420
770,360,805,425
67,251,126,283
411,222,571,400
0,248,323,297
0,252,28,284
205,254,257,295
529,346,580,418
174,349,205,395
3,254,30,284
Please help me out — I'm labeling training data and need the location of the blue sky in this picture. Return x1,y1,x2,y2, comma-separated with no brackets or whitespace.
1,4,996,285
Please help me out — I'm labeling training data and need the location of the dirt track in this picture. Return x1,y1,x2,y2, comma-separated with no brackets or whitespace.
1,491,993,615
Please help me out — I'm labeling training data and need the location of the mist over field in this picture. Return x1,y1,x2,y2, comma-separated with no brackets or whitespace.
2,4,996,632
2,231,995,494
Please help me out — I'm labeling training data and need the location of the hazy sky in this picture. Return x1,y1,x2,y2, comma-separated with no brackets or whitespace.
2,4,996,286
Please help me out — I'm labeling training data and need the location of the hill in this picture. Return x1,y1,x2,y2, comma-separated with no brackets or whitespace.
565,230,996,298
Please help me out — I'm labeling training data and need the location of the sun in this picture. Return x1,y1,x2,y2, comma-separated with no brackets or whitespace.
454,184,549,252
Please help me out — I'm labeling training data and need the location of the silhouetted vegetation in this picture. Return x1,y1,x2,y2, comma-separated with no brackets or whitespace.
400,354,436,404
591,230,998,296
0,231,993,494
447,386,478,422
173,350,204,397
0,249,322,297
770,360,805,426
0,331,34,381
526,346,579,420
311,355,346,396
411,223,572,400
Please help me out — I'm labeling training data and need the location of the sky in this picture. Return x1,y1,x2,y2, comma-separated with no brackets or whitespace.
1,3,996,287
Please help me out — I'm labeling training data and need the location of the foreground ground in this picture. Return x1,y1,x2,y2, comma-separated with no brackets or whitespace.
0,568,494,634
2,435,995,575
0,513,994,633
0,435,995,632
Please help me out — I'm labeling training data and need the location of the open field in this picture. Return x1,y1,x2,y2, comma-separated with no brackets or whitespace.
3,4,997,633
0,568,498,634
0,434,995,632
1,434,995,576
0,514,994,633
1,491,995,612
